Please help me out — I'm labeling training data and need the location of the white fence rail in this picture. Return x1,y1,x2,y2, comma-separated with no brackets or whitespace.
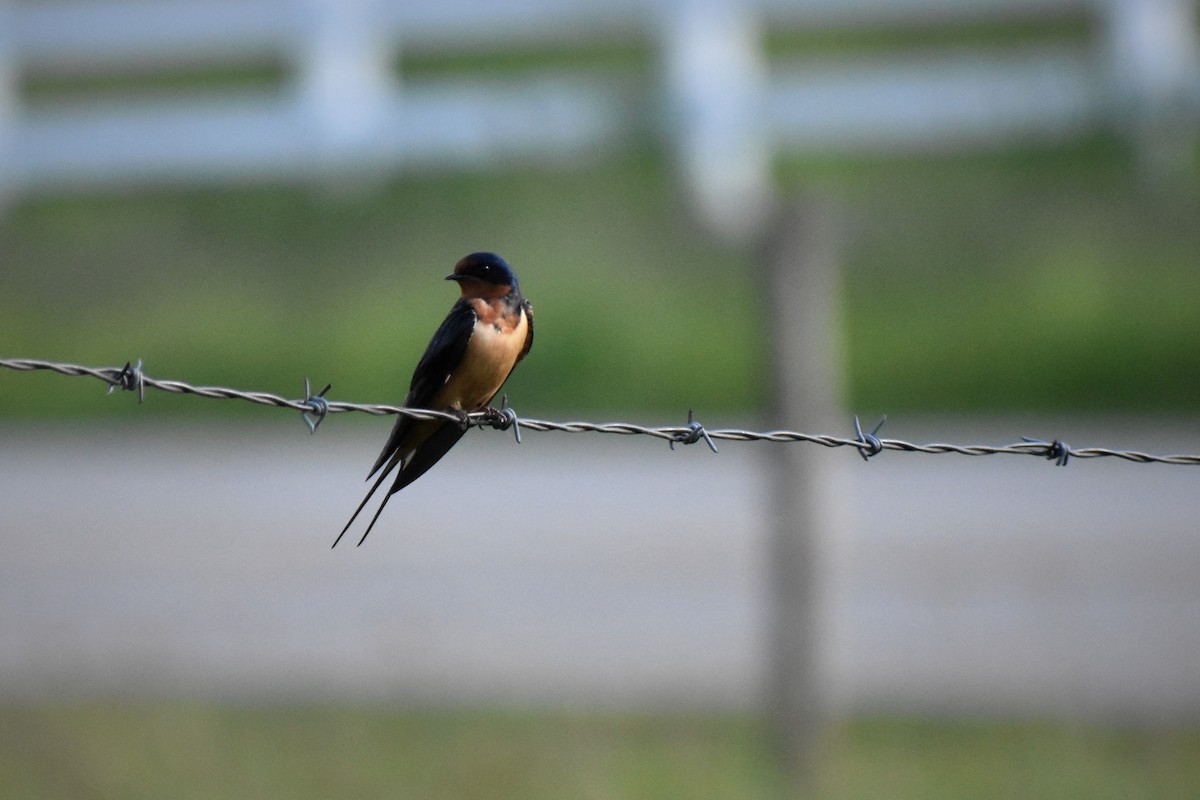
1,0,1197,233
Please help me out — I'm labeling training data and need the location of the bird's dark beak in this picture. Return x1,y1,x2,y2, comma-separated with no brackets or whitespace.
446,273,464,282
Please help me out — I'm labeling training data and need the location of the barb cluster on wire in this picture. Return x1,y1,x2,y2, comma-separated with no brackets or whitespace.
3,357,1199,467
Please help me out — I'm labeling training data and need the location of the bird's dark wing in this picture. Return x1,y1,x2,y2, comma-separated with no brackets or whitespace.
331,302,477,548
405,299,479,410
381,420,467,496
346,420,467,547
366,300,476,479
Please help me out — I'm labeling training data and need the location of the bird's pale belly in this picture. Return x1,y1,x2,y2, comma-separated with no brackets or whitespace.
435,312,528,411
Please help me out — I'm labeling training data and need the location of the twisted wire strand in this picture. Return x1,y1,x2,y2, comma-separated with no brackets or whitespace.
3,357,1199,465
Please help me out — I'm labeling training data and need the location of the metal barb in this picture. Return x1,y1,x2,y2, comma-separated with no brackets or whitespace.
853,415,886,462
1022,436,1071,467
670,409,718,453
480,394,522,443
301,378,332,434
106,359,145,404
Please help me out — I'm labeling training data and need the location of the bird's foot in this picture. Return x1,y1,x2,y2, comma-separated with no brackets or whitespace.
452,407,472,431
479,396,521,442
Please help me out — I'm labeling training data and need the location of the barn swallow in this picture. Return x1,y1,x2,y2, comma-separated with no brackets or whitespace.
333,252,534,547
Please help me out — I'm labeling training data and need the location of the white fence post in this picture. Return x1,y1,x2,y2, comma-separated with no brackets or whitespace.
294,0,396,167
659,0,771,242
1102,0,1200,175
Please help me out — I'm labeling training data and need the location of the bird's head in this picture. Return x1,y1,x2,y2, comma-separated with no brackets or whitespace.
447,252,518,298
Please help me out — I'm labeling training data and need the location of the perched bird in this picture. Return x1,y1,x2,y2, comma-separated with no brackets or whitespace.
334,252,534,547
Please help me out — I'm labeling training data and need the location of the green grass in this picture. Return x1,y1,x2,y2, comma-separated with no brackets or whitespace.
1,705,1198,800
811,139,1200,413
764,7,1094,60
2,138,1198,419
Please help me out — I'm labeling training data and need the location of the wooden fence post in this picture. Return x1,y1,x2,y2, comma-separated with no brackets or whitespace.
758,198,844,791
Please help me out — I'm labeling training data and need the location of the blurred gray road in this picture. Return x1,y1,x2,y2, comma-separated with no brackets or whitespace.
2,416,1198,721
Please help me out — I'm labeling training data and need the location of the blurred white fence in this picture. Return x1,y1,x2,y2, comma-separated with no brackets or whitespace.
0,0,1198,234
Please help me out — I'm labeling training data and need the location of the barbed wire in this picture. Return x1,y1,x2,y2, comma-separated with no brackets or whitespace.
3,356,1199,466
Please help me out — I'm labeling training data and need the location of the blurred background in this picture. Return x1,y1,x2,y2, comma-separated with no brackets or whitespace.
2,0,1200,797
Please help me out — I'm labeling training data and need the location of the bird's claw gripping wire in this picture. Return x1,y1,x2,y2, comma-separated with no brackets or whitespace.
1022,436,1071,466
106,359,145,403
670,409,718,453
451,407,473,431
854,415,886,462
301,378,332,434
479,395,522,443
